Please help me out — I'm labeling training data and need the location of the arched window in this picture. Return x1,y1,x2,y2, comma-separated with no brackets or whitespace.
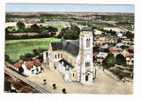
85,75,89,81
55,54,57,59
86,38,90,48
60,54,63,58
85,61,90,67
58,53,60,58
73,73,74,77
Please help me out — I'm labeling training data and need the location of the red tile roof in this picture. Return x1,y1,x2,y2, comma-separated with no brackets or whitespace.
24,61,34,70
24,59,41,70
14,59,41,70
14,63,22,69
33,59,41,66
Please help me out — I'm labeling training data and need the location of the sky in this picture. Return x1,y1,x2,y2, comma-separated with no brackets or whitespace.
6,4,134,13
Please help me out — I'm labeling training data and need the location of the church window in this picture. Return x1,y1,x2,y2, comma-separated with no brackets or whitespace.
55,54,57,59
85,62,90,67
86,38,90,48
60,54,62,58
85,75,89,81
58,54,60,58
73,73,74,77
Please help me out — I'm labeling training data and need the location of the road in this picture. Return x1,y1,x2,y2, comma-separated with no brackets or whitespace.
5,67,50,93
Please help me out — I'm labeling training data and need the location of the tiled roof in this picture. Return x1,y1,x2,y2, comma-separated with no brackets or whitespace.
24,59,41,70
51,40,79,56
14,63,22,69
33,59,41,66
25,61,34,70
63,40,79,56
81,27,92,31
59,58,74,69
51,42,62,50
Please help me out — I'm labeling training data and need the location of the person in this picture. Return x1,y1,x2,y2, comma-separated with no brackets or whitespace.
43,79,47,85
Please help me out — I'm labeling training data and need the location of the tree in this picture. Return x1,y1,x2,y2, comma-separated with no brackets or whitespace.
115,54,126,65
30,24,41,33
20,53,34,61
46,26,58,33
102,53,115,69
125,31,134,39
5,54,12,63
5,26,16,33
16,21,25,32
61,24,80,40
41,26,58,37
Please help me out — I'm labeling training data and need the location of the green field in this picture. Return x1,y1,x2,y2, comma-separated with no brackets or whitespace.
5,38,60,62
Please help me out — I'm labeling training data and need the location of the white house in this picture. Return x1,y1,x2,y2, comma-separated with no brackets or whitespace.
96,52,108,64
14,59,42,76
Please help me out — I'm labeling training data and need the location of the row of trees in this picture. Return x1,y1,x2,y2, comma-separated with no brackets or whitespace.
6,21,58,34
102,53,127,69
6,21,81,40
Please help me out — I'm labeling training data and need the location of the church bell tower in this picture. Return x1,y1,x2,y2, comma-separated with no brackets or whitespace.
79,28,95,84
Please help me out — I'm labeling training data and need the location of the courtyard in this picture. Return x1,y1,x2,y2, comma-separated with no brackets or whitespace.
27,66,132,94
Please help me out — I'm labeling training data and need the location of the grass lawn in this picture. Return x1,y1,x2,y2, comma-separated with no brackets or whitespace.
5,37,60,62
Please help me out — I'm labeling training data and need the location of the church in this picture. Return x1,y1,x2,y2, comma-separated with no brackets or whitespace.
43,27,96,85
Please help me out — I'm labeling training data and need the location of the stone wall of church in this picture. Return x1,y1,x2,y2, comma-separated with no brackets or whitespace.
48,50,63,70
62,51,78,81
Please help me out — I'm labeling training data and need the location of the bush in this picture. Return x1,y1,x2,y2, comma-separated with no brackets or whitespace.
102,53,115,69
5,26,16,33
30,24,41,33
20,53,34,61
115,54,126,65
16,21,25,32
5,54,13,63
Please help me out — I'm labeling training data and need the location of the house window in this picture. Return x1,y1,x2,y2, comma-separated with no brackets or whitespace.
86,38,90,48
32,70,34,74
85,62,90,67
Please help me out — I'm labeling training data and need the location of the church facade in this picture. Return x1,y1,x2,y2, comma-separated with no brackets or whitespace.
43,28,96,85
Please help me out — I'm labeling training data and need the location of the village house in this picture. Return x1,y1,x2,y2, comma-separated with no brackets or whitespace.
121,38,133,46
122,48,134,66
43,27,96,84
95,36,117,46
96,52,108,64
14,59,42,76
109,47,122,56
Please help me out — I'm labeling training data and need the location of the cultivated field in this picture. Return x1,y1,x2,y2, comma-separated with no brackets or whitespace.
5,37,60,62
